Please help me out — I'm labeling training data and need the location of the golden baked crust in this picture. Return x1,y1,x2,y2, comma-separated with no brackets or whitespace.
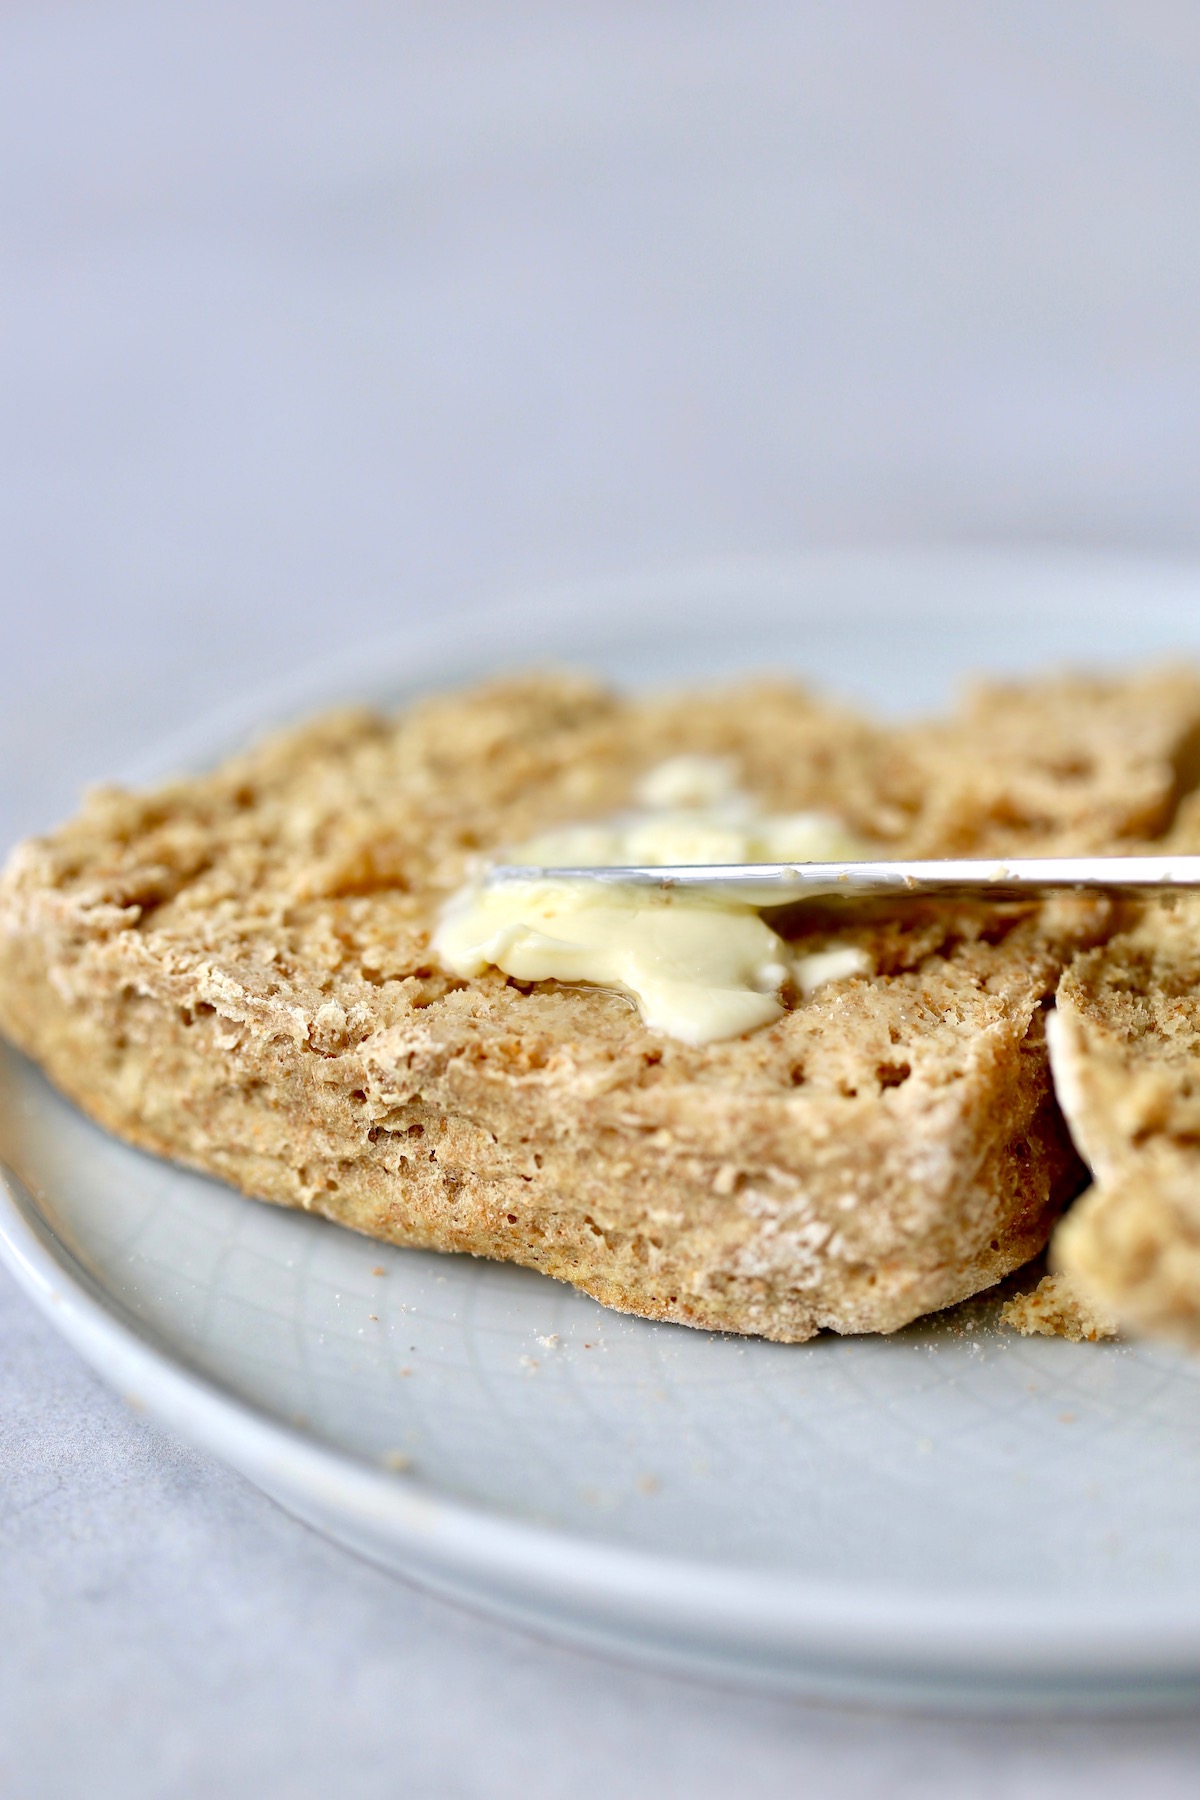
3,666,1200,1342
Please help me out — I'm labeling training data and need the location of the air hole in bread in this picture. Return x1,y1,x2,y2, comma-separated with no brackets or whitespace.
179,1001,216,1027
1039,756,1094,782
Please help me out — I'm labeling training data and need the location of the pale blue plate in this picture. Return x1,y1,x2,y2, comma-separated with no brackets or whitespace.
6,551,1200,1708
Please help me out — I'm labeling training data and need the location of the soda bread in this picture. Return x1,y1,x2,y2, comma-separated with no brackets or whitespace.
1050,889,1200,1348
3,666,1200,1343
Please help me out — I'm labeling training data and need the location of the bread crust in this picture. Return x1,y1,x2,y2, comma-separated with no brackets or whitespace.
5,668,1200,1341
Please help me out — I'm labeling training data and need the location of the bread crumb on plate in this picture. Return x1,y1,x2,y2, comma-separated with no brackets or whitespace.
1000,1272,1119,1342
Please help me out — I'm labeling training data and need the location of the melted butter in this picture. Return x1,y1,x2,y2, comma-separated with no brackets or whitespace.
436,880,790,1043
433,755,872,1046
792,943,871,999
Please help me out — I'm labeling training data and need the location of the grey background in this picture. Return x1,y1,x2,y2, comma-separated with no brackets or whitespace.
4,4,1200,1794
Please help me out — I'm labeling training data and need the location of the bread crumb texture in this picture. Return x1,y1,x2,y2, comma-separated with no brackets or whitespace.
4,664,1200,1342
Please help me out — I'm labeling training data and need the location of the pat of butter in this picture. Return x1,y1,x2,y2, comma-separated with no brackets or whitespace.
436,880,790,1044
433,756,871,1046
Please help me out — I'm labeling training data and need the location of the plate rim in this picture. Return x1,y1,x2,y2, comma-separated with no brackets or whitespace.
110,543,1200,785
7,1148,1200,1693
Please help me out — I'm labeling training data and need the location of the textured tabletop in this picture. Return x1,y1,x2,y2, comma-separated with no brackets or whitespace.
5,5,1200,1794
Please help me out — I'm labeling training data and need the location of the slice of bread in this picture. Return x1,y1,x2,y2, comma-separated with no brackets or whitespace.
3,666,1200,1342
901,667,1200,854
1051,892,1200,1347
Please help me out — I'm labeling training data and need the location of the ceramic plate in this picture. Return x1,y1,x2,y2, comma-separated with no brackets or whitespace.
7,550,1200,1711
